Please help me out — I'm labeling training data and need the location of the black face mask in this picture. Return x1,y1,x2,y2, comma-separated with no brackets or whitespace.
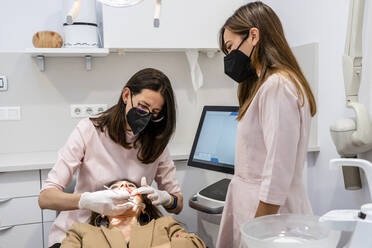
224,34,256,83
126,108,151,135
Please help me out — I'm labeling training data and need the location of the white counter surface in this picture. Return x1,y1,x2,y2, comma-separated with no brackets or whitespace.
0,145,318,173
0,149,189,173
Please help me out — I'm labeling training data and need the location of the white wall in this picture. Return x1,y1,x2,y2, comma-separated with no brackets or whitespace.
0,51,237,154
0,0,64,51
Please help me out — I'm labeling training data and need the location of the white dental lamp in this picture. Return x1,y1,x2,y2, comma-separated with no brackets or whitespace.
330,0,372,190
66,0,162,27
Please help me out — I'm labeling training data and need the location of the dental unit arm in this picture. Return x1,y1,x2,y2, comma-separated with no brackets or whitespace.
320,159,372,248
66,0,161,28
330,0,372,190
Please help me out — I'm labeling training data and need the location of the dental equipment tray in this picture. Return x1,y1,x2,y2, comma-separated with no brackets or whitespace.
189,178,231,214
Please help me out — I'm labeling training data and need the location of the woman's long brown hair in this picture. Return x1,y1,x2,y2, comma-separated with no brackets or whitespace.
219,1,316,120
90,68,176,164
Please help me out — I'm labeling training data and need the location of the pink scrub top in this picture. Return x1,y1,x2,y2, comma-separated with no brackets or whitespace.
216,73,313,248
41,118,181,247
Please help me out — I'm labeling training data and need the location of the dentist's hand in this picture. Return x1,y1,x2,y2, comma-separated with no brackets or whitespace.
78,190,134,216
131,177,172,206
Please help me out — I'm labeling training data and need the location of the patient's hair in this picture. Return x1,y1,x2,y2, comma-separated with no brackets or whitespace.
89,179,162,227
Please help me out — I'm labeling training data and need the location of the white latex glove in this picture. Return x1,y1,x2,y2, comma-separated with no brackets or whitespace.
131,177,172,206
78,189,134,216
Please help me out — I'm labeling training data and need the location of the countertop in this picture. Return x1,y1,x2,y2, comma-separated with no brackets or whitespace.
0,148,189,173
0,145,319,173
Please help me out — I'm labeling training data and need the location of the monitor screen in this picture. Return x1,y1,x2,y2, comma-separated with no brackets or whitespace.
188,106,239,174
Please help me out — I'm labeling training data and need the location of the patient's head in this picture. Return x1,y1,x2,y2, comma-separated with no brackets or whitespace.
90,179,162,227
109,180,144,208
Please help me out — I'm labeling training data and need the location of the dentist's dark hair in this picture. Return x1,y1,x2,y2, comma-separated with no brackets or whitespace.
90,68,176,164
219,1,317,120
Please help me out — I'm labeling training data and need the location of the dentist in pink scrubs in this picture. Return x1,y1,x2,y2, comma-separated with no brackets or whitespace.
216,2,317,248
38,68,183,248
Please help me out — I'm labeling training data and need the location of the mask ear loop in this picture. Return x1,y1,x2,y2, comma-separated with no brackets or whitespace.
249,46,255,58
237,33,250,50
129,89,135,108
237,32,255,58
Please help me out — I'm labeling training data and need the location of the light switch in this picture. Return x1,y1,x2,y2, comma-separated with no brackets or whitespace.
0,106,21,121
0,75,8,91
8,107,21,120
0,108,7,120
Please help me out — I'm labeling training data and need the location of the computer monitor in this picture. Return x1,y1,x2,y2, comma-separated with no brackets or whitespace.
188,106,239,174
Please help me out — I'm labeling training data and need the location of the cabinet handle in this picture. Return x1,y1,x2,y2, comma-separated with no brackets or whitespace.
0,198,12,203
0,225,14,231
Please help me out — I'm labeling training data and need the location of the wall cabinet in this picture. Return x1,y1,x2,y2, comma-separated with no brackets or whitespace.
102,0,246,50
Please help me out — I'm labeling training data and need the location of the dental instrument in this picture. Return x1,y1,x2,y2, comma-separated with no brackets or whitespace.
103,185,146,209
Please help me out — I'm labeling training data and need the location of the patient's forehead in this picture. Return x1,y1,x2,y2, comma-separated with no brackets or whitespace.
111,180,137,188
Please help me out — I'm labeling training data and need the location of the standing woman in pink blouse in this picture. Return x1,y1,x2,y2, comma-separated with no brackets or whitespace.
216,2,317,248
38,68,183,248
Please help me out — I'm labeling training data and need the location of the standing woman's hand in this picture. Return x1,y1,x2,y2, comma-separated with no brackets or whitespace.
78,189,134,216
131,177,172,207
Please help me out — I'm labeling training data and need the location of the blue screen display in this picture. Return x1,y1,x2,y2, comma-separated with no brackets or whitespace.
193,111,238,168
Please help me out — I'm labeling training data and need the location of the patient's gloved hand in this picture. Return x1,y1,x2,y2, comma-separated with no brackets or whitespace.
78,190,134,216
131,177,172,207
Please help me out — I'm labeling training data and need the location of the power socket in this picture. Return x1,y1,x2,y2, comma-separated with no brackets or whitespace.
0,75,8,91
70,104,108,118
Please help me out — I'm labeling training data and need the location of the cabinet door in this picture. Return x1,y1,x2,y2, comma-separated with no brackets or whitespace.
43,221,53,248
0,170,40,198
43,209,57,222
0,223,43,248
0,197,42,227
102,0,245,49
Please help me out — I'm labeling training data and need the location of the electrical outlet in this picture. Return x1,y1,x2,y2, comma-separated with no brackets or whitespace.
0,75,8,91
70,104,107,118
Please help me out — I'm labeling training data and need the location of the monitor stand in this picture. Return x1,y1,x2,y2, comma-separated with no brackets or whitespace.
189,178,231,214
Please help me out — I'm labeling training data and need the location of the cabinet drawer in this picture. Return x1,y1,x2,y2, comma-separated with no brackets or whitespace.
0,223,43,248
0,170,40,198
43,221,53,248
0,197,42,227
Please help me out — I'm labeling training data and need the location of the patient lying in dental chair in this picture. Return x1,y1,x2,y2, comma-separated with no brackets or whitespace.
61,179,205,248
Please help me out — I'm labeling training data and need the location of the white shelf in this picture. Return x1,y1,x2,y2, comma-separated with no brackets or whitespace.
25,48,109,72
25,48,109,57
108,48,219,53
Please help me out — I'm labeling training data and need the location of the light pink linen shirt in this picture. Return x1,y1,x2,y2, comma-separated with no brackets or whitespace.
216,73,313,248
41,118,181,247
